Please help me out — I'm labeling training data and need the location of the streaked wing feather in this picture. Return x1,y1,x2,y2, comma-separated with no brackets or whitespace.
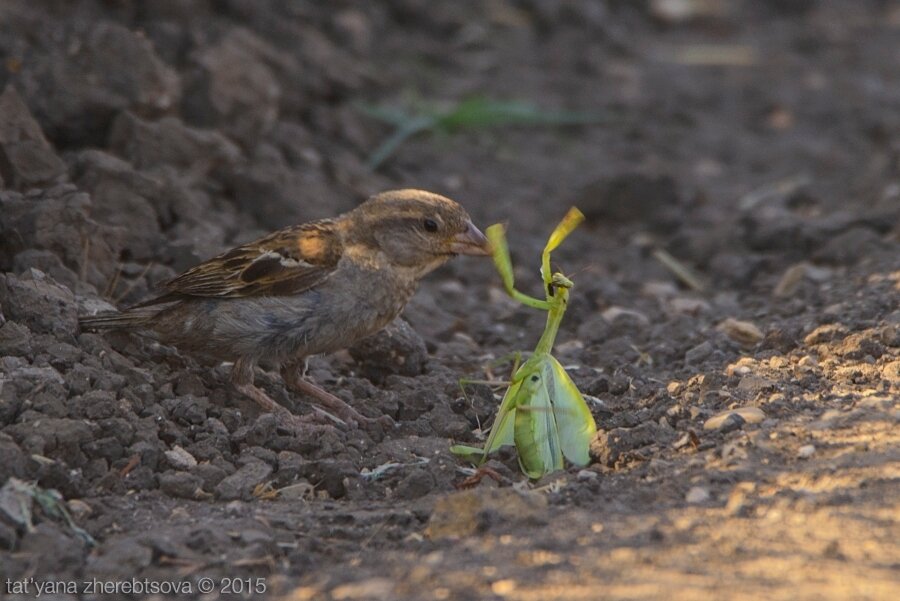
161,221,341,299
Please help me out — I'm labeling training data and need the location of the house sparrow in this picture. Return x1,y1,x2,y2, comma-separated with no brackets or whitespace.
79,189,491,434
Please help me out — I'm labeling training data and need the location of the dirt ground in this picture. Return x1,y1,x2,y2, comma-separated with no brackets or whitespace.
1,1,898,599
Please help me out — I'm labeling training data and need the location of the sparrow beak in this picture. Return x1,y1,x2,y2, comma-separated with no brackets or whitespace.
450,221,492,256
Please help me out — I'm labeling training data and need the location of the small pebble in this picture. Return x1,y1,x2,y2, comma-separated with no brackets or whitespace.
726,358,757,376
773,262,809,298
803,323,848,346
797,355,817,368
685,341,714,364
797,444,816,459
672,433,691,449
717,318,764,348
601,306,650,326
66,499,93,520
668,297,710,314
685,486,710,504
766,392,787,405
576,469,599,482
165,445,198,470
277,481,315,500
703,407,766,431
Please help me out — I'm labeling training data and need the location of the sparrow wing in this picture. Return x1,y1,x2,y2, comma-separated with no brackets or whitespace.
141,220,343,304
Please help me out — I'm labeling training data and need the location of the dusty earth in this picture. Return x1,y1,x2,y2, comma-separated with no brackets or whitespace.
1,1,898,599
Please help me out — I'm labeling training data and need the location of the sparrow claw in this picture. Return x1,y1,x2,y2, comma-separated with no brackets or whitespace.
367,413,396,430
295,410,341,426
375,414,396,428
277,413,339,437
348,413,395,441
282,373,395,437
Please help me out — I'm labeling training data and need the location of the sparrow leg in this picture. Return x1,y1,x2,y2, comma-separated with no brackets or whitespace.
281,360,395,432
231,358,334,435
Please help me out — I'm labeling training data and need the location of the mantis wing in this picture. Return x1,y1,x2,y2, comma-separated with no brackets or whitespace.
514,367,564,479
547,357,597,466
482,378,520,454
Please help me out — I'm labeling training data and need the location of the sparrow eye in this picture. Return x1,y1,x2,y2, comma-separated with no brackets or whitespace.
423,218,439,233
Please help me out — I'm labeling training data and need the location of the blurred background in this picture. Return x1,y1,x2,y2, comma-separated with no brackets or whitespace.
2,0,898,303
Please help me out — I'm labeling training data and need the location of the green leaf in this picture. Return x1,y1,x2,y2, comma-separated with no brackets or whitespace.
358,97,604,169
438,98,603,130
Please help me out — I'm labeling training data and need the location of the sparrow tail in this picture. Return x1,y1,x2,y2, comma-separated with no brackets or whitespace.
78,310,154,332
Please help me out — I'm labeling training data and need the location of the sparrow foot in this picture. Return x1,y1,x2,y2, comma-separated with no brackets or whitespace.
281,370,395,437
279,413,339,437
356,414,396,441
234,382,337,436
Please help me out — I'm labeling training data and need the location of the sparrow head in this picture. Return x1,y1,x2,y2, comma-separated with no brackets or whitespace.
348,189,491,274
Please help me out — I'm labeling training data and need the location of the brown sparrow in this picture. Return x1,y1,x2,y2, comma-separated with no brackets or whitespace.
80,189,491,434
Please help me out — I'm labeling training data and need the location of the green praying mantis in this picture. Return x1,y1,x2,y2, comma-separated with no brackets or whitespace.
451,208,597,479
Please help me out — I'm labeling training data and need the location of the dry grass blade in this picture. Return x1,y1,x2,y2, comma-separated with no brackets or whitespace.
113,261,156,304
360,457,429,481
738,174,811,211
662,44,759,66
359,98,605,169
652,249,706,292
253,481,278,500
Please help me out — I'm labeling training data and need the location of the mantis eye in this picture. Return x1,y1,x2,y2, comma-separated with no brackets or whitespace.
530,374,540,382
423,218,439,233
